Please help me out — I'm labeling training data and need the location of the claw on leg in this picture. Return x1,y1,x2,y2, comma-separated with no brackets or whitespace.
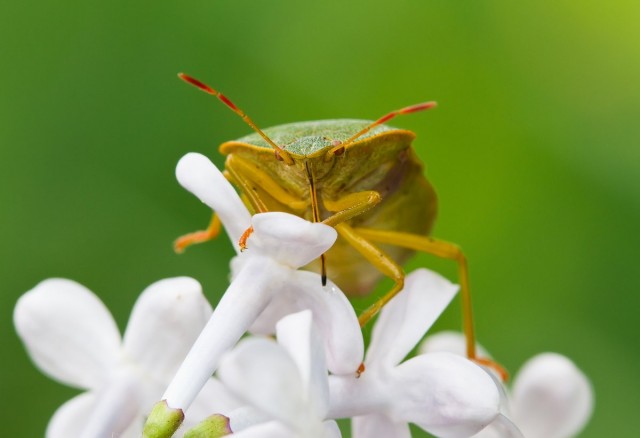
238,226,254,251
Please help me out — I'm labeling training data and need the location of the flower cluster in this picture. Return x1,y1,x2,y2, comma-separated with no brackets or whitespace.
14,153,594,438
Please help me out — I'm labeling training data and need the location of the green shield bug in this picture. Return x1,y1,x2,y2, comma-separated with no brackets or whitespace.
175,73,501,373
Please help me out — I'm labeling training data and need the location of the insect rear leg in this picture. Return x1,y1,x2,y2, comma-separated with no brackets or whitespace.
334,223,405,327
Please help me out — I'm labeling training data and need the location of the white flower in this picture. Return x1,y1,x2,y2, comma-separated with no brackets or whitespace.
14,277,215,438
328,269,501,438
160,154,363,415
421,332,594,438
216,310,340,437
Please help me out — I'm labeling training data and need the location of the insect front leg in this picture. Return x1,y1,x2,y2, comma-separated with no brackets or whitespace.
351,228,482,357
321,191,382,227
334,223,406,327
226,154,310,250
349,227,507,379
225,154,307,213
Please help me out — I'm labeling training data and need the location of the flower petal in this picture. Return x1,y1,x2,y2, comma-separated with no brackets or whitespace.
119,419,145,438
47,374,144,438
123,277,212,383
328,352,499,437
231,421,296,438
247,288,299,335
366,269,458,369
227,406,272,432
217,337,309,430
511,353,593,438
78,369,142,438
419,331,491,360
14,279,121,389
322,420,342,438
472,414,523,438
250,270,363,376
390,353,499,438
276,310,330,418
176,153,251,248
47,392,96,438
248,212,337,268
352,413,410,438
184,378,243,427
162,258,280,411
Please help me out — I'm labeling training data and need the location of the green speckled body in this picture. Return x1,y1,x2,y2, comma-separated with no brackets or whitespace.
220,119,438,296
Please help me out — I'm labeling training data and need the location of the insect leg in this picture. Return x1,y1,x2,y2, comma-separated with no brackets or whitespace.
352,227,477,360
334,223,405,327
174,213,222,253
225,155,307,213
321,191,382,227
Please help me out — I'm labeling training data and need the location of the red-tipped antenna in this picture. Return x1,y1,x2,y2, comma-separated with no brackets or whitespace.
326,101,437,159
178,73,294,165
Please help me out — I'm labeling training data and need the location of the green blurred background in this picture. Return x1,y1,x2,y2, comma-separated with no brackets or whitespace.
2,0,638,436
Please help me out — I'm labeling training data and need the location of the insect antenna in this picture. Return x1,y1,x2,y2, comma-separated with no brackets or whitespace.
325,101,437,159
178,73,294,165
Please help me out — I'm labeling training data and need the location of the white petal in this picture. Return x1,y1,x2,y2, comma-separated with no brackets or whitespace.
327,352,500,436
352,414,410,438
47,375,145,438
511,353,593,438
14,279,121,389
47,392,96,438
390,353,499,438
472,414,523,438
276,310,330,418
366,269,458,369
322,420,342,438
249,212,337,268
248,289,299,335
162,258,280,411
185,378,243,427
327,372,387,419
123,277,212,383
289,272,363,375
228,406,272,432
117,420,144,438
231,421,296,438
419,331,491,359
251,270,363,376
176,153,251,247
78,369,142,438
218,338,309,429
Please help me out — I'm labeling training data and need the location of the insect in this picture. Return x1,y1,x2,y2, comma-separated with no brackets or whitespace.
175,73,481,364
